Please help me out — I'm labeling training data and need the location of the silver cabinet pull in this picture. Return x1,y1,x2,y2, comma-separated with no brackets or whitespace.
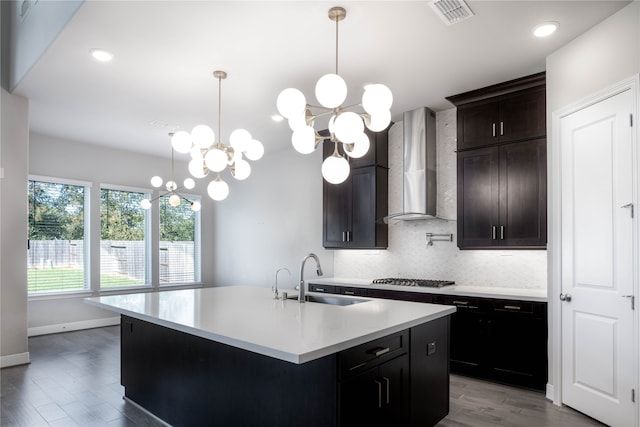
500,225,505,240
503,305,521,310
382,377,390,405
492,226,497,240
500,121,504,136
347,231,352,242
344,291,355,295
559,293,572,302
342,231,346,242
370,347,390,357
375,379,383,408
452,300,468,306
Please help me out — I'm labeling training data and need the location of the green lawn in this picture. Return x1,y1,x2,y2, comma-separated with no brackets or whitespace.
28,268,143,293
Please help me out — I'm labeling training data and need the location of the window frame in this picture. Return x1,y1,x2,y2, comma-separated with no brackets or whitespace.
27,175,92,297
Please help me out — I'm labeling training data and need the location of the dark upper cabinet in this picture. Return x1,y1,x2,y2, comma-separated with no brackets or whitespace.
449,72,547,249
447,72,546,151
457,138,546,249
322,127,389,249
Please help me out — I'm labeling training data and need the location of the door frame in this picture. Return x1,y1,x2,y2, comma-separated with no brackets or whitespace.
549,74,639,422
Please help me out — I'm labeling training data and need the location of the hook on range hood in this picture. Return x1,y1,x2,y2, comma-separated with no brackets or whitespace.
383,107,439,224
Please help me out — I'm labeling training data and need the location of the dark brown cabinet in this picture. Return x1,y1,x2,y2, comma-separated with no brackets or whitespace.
453,85,546,150
309,283,548,391
448,73,547,250
323,128,389,249
457,138,547,248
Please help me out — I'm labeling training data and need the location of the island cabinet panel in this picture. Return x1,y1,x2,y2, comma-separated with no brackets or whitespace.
120,314,451,427
121,316,338,427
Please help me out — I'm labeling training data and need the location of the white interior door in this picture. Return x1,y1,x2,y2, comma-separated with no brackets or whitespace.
560,88,636,426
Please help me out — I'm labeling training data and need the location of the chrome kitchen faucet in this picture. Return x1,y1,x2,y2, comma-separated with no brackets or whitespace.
298,253,323,303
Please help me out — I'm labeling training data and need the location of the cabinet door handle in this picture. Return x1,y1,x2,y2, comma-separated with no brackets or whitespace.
452,300,468,306
315,287,325,292
500,225,505,240
503,305,521,310
369,347,390,357
382,377,390,405
342,231,346,242
492,226,497,240
500,121,504,136
344,291,355,295
374,379,383,408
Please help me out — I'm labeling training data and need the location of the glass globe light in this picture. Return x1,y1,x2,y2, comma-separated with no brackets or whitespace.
140,199,152,210
345,132,370,159
245,139,264,161
292,126,316,154
169,194,181,207
150,176,163,188
190,146,203,160
183,178,195,190
277,88,307,119
204,148,228,172
171,131,193,154
365,110,392,132
207,177,229,201
321,153,350,184
287,112,307,131
191,124,215,149
315,73,347,109
362,84,393,115
230,129,252,153
190,200,201,212
233,159,251,180
334,111,364,144
188,158,208,178
165,180,177,192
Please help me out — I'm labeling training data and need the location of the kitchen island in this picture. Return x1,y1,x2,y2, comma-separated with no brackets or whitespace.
86,286,455,427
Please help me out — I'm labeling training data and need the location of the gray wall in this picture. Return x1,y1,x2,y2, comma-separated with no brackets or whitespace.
1,89,29,366
545,1,640,402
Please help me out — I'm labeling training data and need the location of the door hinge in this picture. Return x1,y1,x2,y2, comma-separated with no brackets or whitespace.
632,388,635,403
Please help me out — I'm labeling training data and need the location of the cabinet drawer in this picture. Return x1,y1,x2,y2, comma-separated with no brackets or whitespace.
442,295,483,311
339,330,408,379
338,286,367,297
492,299,533,314
308,283,336,294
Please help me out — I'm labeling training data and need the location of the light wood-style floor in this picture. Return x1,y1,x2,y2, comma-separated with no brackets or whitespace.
1,326,605,427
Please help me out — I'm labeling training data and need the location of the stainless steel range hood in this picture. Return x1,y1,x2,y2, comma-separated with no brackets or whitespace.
384,107,437,223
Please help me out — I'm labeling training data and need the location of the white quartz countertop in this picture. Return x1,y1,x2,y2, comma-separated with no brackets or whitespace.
309,278,547,302
85,286,455,364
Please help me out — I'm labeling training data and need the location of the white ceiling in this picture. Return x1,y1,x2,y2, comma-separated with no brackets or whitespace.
14,0,629,159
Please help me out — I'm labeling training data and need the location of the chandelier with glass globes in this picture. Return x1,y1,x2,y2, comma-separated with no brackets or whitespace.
276,6,393,185
141,134,202,212
170,70,264,201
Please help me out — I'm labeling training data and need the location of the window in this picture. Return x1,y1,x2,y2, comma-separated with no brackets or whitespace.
159,194,200,284
100,187,149,288
28,178,89,294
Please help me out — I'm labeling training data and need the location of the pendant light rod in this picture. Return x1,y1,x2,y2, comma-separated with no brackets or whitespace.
213,70,227,150
329,6,346,75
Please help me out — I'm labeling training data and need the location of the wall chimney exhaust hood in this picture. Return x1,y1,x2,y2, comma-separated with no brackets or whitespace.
384,107,437,223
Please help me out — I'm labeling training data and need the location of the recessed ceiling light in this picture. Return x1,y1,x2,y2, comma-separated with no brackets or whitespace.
533,22,559,38
271,114,284,122
90,48,114,62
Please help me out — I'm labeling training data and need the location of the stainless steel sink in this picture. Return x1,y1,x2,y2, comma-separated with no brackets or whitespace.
287,294,367,306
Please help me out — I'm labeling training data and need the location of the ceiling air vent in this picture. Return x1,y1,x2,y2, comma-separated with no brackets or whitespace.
429,0,474,26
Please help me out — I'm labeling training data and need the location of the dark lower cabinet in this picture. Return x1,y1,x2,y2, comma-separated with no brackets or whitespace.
121,315,450,427
311,284,548,391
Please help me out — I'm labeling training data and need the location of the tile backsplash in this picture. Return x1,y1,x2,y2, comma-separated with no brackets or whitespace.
333,108,547,289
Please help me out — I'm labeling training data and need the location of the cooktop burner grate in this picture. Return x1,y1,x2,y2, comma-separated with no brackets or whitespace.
371,278,455,288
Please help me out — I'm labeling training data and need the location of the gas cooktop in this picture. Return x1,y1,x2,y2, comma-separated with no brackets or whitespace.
371,278,455,288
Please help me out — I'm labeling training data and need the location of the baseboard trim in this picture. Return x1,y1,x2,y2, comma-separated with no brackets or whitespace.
546,383,555,402
28,316,121,337
1,352,30,368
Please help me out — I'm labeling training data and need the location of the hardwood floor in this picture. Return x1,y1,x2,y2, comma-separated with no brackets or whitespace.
1,326,605,427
